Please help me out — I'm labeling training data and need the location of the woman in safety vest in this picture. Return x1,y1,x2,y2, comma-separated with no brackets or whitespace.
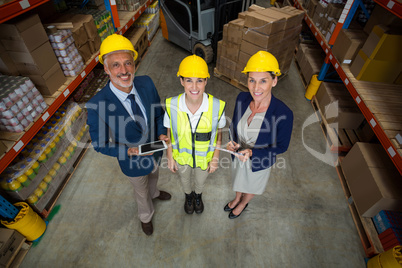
164,55,226,214
224,51,293,219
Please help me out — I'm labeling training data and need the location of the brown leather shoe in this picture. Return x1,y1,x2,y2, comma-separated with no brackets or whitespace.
156,191,171,201
141,221,153,236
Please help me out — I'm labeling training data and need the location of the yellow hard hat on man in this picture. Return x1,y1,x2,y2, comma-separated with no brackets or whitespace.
99,34,138,65
242,51,281,76
177,55,210,78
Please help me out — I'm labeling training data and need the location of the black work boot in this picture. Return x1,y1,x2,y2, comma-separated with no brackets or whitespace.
184,193,194,214
194,192,204,214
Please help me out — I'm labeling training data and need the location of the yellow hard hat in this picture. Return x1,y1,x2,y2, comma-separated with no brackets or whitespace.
242,51,281,76
99,34,138,65
177,55,210,78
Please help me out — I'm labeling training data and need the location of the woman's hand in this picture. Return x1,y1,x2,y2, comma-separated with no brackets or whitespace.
158,134,169,143
226,141,240,152
168,157,178,173
127,147,139,156
207,158,219,173
236,149,252,162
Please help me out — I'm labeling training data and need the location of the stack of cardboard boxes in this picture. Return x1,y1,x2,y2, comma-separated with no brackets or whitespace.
0,14,66,96
304,0,344,42
216,5,304,87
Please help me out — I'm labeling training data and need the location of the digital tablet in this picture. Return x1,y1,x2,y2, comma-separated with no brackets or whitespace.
138,140,168,155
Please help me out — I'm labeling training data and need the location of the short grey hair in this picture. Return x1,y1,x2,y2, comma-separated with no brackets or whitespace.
103,50,135,66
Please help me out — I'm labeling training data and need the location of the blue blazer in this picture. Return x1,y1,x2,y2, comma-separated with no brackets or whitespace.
231,92,293,172
86,75,166,177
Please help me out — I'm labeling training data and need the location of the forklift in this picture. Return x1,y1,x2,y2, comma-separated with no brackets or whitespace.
160,0,254,63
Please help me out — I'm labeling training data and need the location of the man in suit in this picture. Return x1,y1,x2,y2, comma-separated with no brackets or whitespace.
86,34,171,236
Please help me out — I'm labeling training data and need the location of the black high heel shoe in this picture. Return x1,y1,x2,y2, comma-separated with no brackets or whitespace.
228,203,248,219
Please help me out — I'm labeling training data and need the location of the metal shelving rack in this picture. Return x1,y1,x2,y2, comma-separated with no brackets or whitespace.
0,0,153,174
294,0,402,175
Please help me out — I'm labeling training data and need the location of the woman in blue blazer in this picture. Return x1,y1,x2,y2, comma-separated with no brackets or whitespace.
224,51,294,219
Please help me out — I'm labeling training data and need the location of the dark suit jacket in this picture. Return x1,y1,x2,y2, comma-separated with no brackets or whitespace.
231,92,293,172
86,75,166,177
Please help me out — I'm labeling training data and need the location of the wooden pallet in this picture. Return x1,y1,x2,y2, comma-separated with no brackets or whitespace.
214,68,248,92
310,96,371,153
336,158,384,257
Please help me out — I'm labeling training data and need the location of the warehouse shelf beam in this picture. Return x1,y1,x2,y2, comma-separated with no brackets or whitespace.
373,0,402,18
294,0,402,175
0,0,50,23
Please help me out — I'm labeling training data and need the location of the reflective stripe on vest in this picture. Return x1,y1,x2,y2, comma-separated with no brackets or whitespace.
166,94,225,169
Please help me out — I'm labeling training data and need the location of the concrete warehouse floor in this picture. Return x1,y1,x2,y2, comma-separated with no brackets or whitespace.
20,25,367,268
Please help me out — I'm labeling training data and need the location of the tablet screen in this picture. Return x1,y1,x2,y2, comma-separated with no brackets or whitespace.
140,140,166,154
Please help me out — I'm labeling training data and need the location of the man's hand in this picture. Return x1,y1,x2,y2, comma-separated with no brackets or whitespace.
127,147,139,156
159,134,169,143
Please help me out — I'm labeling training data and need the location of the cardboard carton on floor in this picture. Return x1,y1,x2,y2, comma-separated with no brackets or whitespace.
244,11,286,36
332,29,368,64
0,14,48,53
227,19,244,45
225,42,241,62
341,142,402,217
242,28,285,49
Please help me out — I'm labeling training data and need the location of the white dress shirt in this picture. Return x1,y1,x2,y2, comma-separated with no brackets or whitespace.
109,81,148,126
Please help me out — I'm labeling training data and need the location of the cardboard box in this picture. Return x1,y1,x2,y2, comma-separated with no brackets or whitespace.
332,29,368,64
248,4,265,12
10,41,58,76
222,24,228,43
234,63,247,85
327,3,344,20
341,142,402,217
78,42,92,62
0,14,48,53
280,6,305,24
225,42,240,62
238,50,251,65
315,82,365,129
364,4,402,34
242,28,285,49
244,11,286,36
89,34,101,54
350,50,402,84
361,25,402,62
0,51,19,76
240,39,266,57
307,0,318,18
227,19,244,44
29,63,66,96
267,7,302,29
0,228,25,268
238,11,251,20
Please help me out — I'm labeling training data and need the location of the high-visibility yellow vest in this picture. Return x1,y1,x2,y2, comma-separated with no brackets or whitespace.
166,94,226,170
